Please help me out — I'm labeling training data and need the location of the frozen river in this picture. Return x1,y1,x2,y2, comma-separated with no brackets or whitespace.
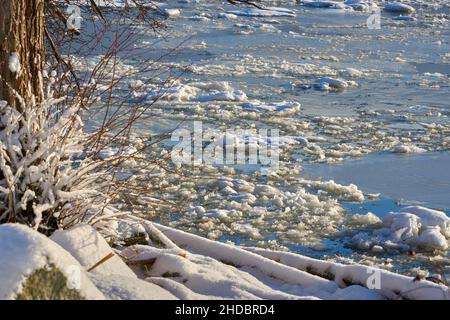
79,1,449,280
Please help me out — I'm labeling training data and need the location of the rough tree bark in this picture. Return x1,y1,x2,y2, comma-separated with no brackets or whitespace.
0,0,45,111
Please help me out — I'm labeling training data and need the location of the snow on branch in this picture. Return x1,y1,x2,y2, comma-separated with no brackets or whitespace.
0,93,111,233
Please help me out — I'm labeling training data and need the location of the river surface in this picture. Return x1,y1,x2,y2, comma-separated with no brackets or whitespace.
78,0,450,280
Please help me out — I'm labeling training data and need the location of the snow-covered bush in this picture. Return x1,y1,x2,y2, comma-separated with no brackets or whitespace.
0,96,110,234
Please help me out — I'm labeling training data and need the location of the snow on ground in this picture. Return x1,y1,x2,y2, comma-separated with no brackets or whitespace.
151,222,449,300
51,224,137,278
1,215,449,300
245,246,450,300
0,224,104,300
122,244,319,299
90,274,178,300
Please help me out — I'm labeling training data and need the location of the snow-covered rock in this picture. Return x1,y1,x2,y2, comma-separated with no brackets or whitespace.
306,179,365,202
0,224,104,300
51,224,137,278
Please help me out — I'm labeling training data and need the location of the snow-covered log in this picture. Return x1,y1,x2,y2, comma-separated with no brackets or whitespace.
154,223,450,300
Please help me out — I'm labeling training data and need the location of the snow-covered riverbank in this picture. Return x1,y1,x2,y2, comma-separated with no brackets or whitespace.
1,221,448,300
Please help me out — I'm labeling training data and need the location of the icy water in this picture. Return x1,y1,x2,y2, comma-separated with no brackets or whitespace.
79,1,449,279
304,152,450,209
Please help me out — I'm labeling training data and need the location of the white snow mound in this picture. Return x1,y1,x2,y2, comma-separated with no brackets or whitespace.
0,224,104,300
51,224,137,278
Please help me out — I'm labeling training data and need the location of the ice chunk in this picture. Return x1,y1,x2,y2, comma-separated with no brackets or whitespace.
384,2,415,14
391,144,426,153
303,1,351,10
347,212,382,226
227,7,296,18
319,77,349,89
393,15,417,21
400,206,450,237
194,90,248,102
351,206,449,252
163,8,181,17
240,101,301,114
204,209,235,220
416,226,448,251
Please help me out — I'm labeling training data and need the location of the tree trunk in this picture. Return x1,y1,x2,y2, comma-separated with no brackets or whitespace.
0,0,45,111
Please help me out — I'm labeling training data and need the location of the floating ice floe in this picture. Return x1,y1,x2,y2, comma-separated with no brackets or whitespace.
384,2,416,14
204,209,239,220
98,146,138,159
352,206,450,252
163,8,181,18
346,212,382,226
188,13,211,22
344,0,379,12
133,80,250,103
303,1,352,10
50,224,179,300
194,90,248,102
392,15,417,21
391,143,426,154
303,179,365,202
217,13,239,20
253,23,280,33
153,223,450,300
227,7,296,18
313,77,358,91
339,67,364,77
240,101,301,114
